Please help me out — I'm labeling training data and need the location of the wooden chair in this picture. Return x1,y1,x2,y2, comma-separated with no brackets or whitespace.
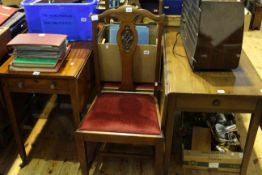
75,5,165,175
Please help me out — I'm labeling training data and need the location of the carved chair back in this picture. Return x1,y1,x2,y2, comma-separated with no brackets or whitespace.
92,5,164,92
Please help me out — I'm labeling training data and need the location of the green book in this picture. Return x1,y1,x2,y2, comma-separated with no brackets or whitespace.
13,57,58,68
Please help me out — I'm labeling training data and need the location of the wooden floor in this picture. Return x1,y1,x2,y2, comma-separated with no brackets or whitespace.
0,30,262,175
0,95,262,175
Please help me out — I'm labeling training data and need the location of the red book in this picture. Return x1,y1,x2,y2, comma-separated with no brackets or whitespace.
0,5,17,26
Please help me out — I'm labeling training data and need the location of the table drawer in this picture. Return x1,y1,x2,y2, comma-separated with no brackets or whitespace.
7,78,69,92
176,95,257,112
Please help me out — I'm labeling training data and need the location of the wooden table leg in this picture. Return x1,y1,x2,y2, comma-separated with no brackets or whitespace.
240,100,262,175
164,96,176,173
1,81,27,165
260,115,262,130
70,81,81,128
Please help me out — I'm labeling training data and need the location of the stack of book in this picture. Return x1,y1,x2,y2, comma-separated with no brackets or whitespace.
7,33,70,72
0,5,25,61
0,5,28,38
0,5,17,26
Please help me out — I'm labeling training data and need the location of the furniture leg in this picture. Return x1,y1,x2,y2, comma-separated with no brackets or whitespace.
75,134,89,175
260,115,262,130
240,100,262,175
155,140,164,175
164,97,176,173
70,82,81,127
1,81,27,165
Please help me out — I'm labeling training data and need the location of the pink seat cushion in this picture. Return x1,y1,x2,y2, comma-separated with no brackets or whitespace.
79,93,161,135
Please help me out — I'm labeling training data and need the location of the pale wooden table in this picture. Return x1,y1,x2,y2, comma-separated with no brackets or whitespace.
163,28,262,175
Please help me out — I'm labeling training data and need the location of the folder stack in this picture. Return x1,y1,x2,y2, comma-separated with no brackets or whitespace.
0,5,28,37
0,5,28,62
7,33,70,72
0,6,17,26
109,24,149,45
1,11,28,37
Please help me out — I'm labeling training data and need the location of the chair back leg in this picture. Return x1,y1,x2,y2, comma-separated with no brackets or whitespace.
75,134,89,175
155,141,165,175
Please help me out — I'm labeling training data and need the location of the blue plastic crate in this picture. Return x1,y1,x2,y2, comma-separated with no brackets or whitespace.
21,0,97,41
163,0,183,15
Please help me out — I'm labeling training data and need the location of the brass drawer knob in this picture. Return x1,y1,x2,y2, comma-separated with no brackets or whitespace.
50,83,56,89
212,99,221,106
18,82,23,89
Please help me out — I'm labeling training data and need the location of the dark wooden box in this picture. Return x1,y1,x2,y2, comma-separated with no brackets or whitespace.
180,0,244,70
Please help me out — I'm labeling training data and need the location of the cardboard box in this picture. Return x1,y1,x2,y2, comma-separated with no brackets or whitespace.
2,0,22,7
164,15,181,27
98,24,158,83
191,127,211,151
143,15,181,27
183,150,243,173
183,126,243,173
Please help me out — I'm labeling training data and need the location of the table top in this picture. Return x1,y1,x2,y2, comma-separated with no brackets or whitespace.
163,28,262,97
0,42,92,79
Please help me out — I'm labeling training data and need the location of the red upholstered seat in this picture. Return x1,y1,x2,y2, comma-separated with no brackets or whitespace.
79,93,161,135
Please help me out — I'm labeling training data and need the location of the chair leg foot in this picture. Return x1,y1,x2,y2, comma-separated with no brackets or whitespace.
19,159,28,168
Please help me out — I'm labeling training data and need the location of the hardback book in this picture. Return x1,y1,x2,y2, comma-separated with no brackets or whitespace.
7,33,67,48
9,45,71,72
0,5,17,26
14,49,65,59
12,57,58,68
7,33,67,59
9,58,65,72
